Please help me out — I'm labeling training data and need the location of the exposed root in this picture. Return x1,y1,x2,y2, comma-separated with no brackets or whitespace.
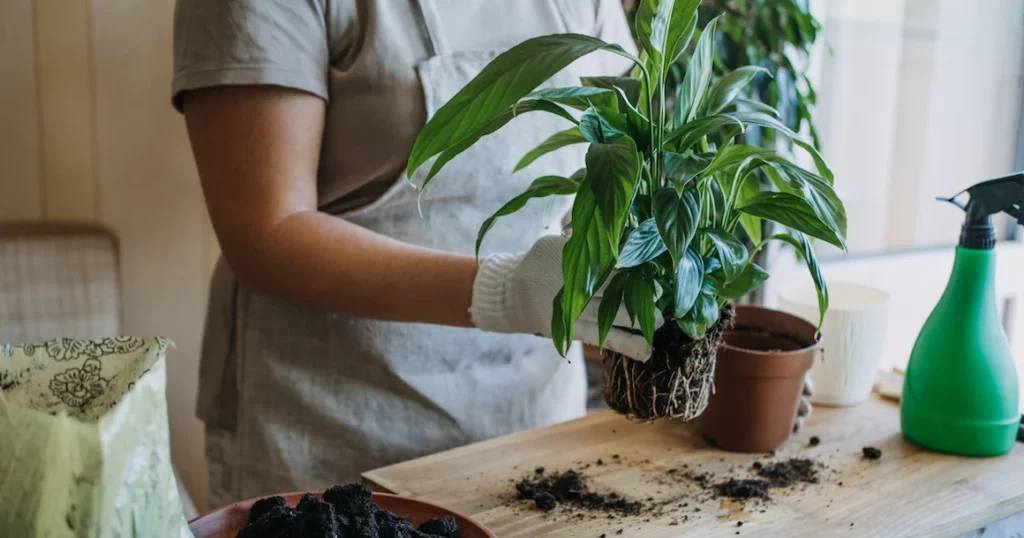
603,303,736,422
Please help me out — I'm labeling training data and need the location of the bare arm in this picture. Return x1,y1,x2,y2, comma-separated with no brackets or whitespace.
182,86,478,327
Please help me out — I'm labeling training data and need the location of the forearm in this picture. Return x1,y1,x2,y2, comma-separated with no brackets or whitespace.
225,209,479,328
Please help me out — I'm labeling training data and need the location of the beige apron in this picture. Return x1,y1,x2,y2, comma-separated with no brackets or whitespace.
203,0,624,507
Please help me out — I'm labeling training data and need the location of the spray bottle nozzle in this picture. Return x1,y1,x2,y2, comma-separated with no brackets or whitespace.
940,172,1024,249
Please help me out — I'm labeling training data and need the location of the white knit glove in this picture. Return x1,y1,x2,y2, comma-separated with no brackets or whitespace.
794,374,814,432
470,235,664,361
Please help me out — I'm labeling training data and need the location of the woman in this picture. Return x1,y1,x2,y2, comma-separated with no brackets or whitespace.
172,0,651,507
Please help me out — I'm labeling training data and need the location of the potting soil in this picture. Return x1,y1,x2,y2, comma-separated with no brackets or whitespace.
514,469,641,515
861,447,882,460
237,483,460,538
753,458,819,488
714,479,771,500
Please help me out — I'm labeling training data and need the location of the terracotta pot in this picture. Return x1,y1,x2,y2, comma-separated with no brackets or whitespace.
697,305,820,453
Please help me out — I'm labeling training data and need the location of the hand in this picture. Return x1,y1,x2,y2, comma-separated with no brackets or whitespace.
469,235,664,361
793,373,814,432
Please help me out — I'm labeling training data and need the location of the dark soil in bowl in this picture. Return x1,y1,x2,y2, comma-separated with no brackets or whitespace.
238,483,459,538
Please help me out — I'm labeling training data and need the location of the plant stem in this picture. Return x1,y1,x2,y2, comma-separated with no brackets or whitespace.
646,71,659,203
658,73,667,191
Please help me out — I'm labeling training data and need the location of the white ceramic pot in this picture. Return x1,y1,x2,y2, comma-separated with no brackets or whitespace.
778,281,890,407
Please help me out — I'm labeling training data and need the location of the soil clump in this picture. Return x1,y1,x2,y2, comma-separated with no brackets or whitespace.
514,469,641,516
862,447,882,460
236,483,459,538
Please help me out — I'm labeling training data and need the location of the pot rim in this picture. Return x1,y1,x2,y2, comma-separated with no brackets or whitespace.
721,304,822,357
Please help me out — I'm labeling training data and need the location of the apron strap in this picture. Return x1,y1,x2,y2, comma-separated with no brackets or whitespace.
412,0,572,58
411,0,448,56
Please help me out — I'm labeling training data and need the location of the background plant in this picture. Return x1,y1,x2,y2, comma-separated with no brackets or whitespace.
408,0,846,356
624,0,822,149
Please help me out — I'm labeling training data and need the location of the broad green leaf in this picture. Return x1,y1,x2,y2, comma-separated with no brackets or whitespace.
617,219,667,268
675,16,720,125
587,137,641,235
614,87,653,148
476,175,579,258
771,233,828,331
716,262,769,300
732,98,781,118
663,151,713,192
707,177,727,228
674,248,704,317
739,213,762,244
738,192,844,248
702,145,774,179
703,228,748,281
554,176,617,354
722,149,845,247
762,161,847,248
736,164,762,206
580,106,630,143
555,139,641,353
527,86,618,111
581,76,642,108
624,271,657,344
703,66,769,115
736,168,762,244
665,2,700,64
408,34,640,176
514,127,588,172
422,100,577,190
635,0,701,75
676,315,700,338
631,193,652,222
703,255,721,275
666,113,744,151
597,272,629,349
653,187,700,269
730,110,833,184
692,281,720,333
552,289,567,352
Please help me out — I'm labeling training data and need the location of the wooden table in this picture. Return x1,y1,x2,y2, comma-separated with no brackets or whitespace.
363,393,1024,537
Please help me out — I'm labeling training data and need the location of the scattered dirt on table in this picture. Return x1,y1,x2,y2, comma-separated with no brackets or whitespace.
714,479,771,500
808,436,821,447
514,469,642,516
862,447,882,460
237,483,459,538
753,458,819,488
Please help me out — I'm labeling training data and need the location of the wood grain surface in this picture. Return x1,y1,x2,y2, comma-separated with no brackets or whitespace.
364,394,1024,538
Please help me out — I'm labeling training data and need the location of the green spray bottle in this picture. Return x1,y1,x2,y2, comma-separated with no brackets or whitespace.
901,172,1023,457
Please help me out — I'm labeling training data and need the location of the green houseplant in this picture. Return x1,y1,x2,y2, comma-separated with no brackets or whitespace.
407,0,846,422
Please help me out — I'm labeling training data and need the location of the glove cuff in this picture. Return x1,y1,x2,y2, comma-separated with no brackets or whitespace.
468,253,521,333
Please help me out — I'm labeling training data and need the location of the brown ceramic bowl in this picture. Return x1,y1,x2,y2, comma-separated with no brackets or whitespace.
698,305,821,453
188,491,496,538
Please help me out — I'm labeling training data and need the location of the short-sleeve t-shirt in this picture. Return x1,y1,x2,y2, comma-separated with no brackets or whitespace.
172,0,635,215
